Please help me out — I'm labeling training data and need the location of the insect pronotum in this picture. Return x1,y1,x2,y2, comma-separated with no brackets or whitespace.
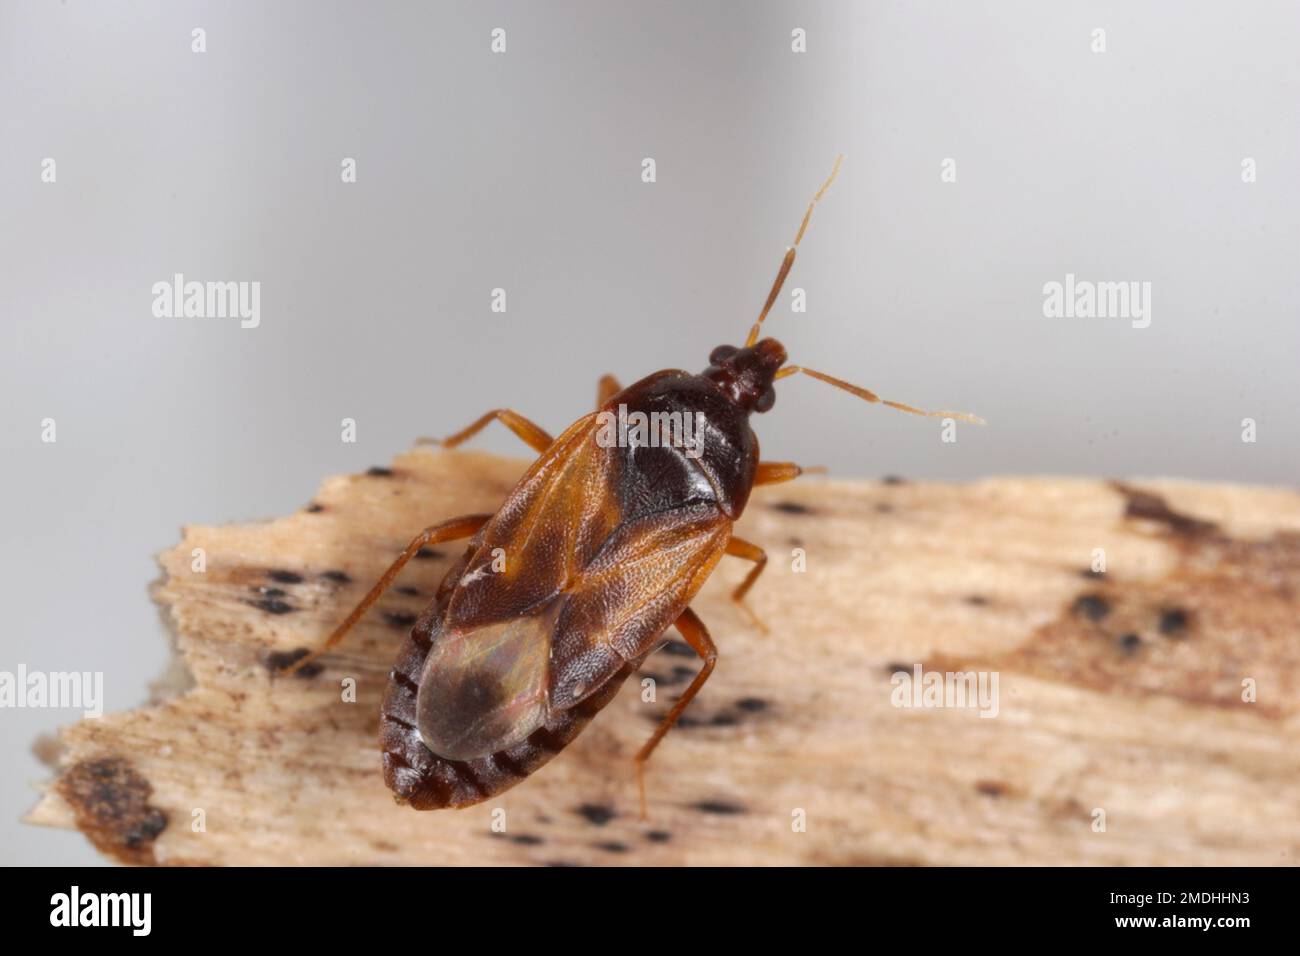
282,156,982,816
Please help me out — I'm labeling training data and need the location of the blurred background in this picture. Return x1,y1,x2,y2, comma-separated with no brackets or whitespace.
2,1,1297,864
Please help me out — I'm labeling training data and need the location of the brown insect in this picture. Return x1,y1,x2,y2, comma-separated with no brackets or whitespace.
284,156,980,815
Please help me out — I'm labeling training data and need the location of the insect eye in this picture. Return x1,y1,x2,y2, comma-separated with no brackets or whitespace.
753,386,776,413
709,345,739,365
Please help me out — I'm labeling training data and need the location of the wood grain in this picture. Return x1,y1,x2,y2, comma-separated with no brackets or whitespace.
25,448,1300,865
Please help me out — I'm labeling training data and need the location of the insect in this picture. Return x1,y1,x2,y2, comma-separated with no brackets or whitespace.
282,156,981,815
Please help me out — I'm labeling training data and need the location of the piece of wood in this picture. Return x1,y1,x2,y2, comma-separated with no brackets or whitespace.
25,449,1300,865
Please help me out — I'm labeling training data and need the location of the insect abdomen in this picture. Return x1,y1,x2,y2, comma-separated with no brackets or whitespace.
381,630,636,809
379,550,638,809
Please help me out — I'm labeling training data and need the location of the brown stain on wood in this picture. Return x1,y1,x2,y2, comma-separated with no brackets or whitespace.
934,483,1300,718
56,757,168,866
1111,481,1220,538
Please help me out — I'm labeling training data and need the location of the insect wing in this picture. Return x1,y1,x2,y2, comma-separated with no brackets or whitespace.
415,604,558,761
446,414,620,630
547,505,729,710
432,411,729,744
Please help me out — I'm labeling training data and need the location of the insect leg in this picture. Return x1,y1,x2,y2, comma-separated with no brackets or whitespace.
635,606,718,819
278,513,492,676
724,536,769,634
754,460,805,486
595,374,622,408
418,410,554,454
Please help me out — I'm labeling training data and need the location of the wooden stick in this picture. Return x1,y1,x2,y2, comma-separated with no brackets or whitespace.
25,449,1300,865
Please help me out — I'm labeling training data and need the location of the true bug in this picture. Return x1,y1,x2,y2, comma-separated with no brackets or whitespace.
283,156,980,815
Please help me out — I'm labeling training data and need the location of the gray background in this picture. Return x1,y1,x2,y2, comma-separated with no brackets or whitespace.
2,1,1296,865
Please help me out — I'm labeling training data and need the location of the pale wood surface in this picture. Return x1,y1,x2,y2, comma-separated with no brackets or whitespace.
26,448,1300,865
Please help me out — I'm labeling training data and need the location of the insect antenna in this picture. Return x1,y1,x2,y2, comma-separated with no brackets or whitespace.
744,154,843,348
774,365,986,425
